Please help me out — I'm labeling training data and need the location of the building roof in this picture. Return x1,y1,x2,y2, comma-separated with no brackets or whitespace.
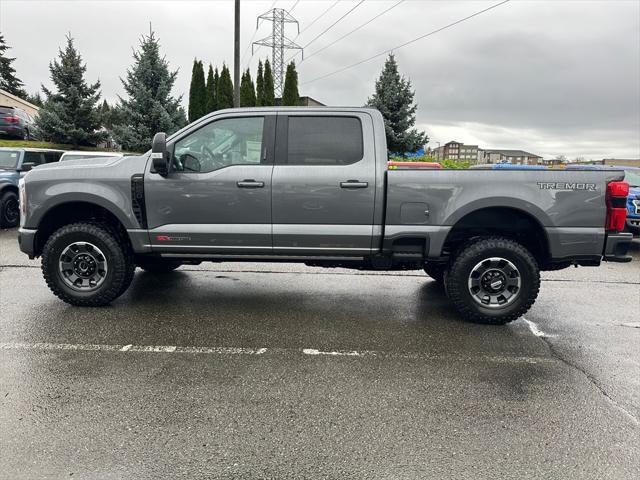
483,149,542,158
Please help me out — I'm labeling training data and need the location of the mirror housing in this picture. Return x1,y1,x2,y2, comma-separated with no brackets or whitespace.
20,162,35,172
151,132,170,176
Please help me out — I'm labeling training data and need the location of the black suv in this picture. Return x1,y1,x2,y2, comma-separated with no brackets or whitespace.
0,105,35,140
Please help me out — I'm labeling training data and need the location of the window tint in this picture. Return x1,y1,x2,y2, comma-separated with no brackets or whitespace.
173,117,264,173
23,152,44,165
287,116,363,166
44,152,62,163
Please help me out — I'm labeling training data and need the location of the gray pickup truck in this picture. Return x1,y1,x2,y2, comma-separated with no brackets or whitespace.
17,107,632,324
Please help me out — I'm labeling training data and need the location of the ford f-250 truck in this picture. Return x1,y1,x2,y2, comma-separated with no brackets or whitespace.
17,108,633,324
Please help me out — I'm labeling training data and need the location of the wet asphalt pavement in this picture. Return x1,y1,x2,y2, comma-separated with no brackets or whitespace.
0,228,639,479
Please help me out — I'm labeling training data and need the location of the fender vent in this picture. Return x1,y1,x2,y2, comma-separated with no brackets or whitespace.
131,174,147,228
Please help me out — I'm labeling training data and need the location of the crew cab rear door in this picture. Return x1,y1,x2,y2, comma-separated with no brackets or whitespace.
271,112,376,254
144,113,276,253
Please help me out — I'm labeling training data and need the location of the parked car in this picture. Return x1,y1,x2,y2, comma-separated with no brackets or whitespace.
567,164,640,235
60,151,124,162
470,163,548,170
18,107,632,324
0,147,64,227
0,105,36,140
387,161,441,169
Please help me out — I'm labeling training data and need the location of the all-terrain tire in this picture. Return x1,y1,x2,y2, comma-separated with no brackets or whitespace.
0,190,20,228
424,262,446,284
41,222,134,306
137,259,182,274
445,236,540,325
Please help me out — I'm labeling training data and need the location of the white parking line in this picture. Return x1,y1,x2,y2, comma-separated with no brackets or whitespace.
522,317,547,337
0,341,553,364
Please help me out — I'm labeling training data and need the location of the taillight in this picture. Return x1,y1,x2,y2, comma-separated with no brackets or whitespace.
3,116,20,123
605,181,629,232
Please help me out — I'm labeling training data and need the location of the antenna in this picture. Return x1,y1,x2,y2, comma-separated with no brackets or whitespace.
252,8,303,97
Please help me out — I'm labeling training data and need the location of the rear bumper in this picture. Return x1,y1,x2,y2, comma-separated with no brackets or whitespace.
603,232,633,262
18,227,37,258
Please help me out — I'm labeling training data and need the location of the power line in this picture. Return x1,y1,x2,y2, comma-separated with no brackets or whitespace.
302,0,404,63
295,0,341,39
288,0,365,62
289,0,300,13
302,0,511,85
242,0,278,69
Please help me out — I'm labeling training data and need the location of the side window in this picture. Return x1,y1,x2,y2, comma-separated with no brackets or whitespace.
23,151,44,165
44,152,62,163
287,116,363,166
173,117,264,173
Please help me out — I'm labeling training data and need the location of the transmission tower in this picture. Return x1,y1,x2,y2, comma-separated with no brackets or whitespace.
252,8,303,97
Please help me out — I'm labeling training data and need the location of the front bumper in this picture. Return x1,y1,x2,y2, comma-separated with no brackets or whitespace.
603,232,633,262
18,228,37,258
626,218,640,234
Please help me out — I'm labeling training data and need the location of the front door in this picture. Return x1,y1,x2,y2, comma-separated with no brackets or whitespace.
145,114,275,254
271,113,377,255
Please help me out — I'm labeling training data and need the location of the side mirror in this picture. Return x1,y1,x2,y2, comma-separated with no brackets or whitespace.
20,162,35,172
151,132,170,176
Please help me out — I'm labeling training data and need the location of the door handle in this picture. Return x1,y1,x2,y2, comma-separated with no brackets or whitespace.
237,179,265,188
340,180,368,189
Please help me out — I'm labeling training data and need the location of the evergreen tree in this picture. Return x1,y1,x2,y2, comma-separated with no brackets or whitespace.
35,35,106,147
0,33,27,98
205,64,216,113
112,31,186,152
366,54,428,155
216,64,234,110
212,67,220,111
240,69,256,107
255,60,265,107
188,59,206,122
26,92,43,107
281,61,299,106
262,58,275,106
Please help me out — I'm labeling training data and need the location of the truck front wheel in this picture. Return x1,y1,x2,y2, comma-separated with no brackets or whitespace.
445,237,540,325
41,222,134,306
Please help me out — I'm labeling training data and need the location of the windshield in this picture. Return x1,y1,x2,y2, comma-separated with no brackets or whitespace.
624,169,640,187
0,150,20,169
62,154,117,161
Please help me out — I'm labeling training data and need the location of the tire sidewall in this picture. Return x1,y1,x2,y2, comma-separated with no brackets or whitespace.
43,227,125,301
452,243,538,321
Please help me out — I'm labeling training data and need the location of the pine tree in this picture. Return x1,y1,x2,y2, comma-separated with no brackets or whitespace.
212,67,220,111
0,33,27,98
205,64,216,113
366,54,428,155
26,92,43,107
240,69,256,107
262,58,275,106
281,61,299,106
188,59,206,122
112,31,186,152
255,60,265,107
216,64,234,110
35,35,106,147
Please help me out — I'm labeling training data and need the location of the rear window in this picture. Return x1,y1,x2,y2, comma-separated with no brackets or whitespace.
286,116,363,166
0,150,20,169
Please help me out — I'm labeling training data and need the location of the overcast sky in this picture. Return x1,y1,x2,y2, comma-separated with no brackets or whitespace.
1,0,639,159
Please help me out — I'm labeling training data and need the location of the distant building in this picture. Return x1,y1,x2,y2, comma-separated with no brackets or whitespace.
0,89,39,117
433,141,481,163
602,158,640,167
481,149,543,165
275,96,325,107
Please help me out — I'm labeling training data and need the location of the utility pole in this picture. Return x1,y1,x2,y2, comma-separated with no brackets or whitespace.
233,0,240,108
252,8,302,98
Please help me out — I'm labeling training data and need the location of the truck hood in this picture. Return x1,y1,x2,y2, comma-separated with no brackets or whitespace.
0,169,18,179
37,155,127,170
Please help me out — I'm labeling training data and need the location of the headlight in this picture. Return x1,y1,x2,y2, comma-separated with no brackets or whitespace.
18,178,26,226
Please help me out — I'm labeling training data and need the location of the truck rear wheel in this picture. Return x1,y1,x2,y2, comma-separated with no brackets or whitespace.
41,222,134,306
445,237,540,325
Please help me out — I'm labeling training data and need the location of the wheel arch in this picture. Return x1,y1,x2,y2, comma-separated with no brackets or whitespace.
33,201,131,257
442,206,551,266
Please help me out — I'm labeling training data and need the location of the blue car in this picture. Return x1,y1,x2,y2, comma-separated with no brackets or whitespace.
566,164,640,235
0,148,64,227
